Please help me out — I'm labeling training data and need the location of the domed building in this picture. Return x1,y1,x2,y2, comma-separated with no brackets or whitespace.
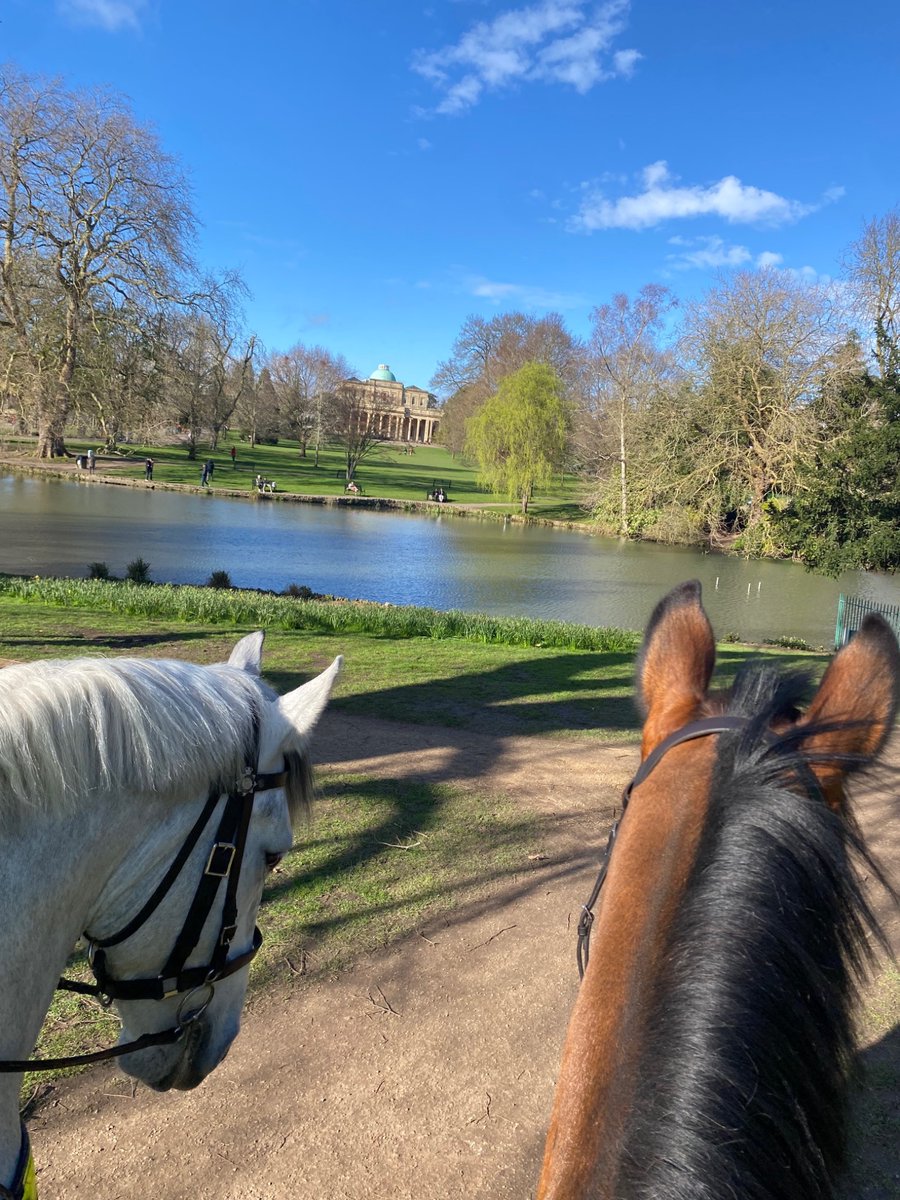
344,364,440,444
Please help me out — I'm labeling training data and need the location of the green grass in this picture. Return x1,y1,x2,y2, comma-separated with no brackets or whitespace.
0,582,828,742
0,573,641,653
49,434,590,519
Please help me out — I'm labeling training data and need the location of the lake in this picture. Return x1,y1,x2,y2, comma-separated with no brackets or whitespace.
1,474,897,646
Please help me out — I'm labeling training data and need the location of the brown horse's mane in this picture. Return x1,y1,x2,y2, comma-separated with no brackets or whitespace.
615,662,892,1200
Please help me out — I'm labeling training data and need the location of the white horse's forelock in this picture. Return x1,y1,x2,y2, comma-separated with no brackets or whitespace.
0,656,271,824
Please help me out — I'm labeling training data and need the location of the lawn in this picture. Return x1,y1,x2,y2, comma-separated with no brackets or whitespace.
52,434,590,520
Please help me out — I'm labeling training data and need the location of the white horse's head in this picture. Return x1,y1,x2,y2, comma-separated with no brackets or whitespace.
90,633,340,1091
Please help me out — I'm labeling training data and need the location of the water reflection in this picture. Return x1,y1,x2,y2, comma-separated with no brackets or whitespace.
0,474,896,646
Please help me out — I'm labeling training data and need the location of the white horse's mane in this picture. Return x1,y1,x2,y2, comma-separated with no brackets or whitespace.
0,656,281,824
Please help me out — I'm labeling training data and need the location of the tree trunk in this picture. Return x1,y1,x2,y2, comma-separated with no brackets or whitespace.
36,412,68,459
618,401,627,535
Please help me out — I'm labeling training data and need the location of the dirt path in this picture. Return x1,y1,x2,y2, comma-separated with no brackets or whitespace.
30,714,899,1199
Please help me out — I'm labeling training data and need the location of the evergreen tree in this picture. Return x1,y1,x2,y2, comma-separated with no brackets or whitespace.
778,361,900,574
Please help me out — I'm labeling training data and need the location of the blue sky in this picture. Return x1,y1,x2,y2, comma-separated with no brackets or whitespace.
5,0,899,391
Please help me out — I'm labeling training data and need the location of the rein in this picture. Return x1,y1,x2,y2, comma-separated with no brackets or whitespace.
0,743,287,1074
576,715,749,979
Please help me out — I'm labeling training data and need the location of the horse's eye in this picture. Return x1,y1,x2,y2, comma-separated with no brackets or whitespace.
265,852,284,872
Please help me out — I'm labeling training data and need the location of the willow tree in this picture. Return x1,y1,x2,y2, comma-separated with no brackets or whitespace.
0,67,197,456
432,311,582,454
465,361,569,514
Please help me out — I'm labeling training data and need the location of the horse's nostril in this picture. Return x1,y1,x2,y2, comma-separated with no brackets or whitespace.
265,852,284,872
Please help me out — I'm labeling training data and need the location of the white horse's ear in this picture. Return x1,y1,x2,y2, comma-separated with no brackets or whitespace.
278,656,343,739
228,631,265,675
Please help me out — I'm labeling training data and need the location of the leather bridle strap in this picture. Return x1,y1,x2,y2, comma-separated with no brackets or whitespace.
576,715,750,979
0,748,288,1072
622,715,751,801
0,1027,186,1073
87,769,286,1003
88,789,223,952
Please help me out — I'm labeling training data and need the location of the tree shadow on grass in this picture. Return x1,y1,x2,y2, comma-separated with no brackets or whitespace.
257,769,610,988
0,629,215,654
267,650,642,741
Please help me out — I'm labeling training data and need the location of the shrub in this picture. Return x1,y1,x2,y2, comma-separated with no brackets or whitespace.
207,570,233,589
283,583,314,600
763,634,812,651
88,562,110,580
125,557,152,584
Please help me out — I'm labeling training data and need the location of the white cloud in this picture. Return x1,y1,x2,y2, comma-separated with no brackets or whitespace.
57,0,148,31
573,161,817,231
417,137,433,151
466,274,584,308
667,237,786,271
787,265,834,286
412,0,639,115
667,236,752,270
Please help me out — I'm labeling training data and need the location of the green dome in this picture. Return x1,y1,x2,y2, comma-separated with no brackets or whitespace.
369,363,397,382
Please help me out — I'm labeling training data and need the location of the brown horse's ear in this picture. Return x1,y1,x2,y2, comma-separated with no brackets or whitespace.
637,580,716,755
798,615,900,809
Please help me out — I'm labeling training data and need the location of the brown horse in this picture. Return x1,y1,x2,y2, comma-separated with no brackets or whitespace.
538,580,899,1200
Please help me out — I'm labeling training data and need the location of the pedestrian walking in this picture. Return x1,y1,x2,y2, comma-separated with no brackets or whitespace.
200,462,209,487
144,457,154,480
230,446,236,468
205,458,215,482
87,448,96,473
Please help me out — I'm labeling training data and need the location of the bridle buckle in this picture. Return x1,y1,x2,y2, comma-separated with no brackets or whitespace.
205,842,237,877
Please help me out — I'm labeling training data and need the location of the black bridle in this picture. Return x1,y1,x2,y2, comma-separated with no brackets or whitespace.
0,740,287,1074
576,716,749,979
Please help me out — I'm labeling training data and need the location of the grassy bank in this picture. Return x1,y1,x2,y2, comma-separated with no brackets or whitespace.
0,573,640,652
3,435,589,522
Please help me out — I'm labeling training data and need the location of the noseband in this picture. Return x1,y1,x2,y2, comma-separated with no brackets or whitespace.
576,716,749,979
0,732,287,1073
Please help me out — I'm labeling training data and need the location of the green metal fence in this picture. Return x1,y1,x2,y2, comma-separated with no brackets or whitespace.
834,594,900,649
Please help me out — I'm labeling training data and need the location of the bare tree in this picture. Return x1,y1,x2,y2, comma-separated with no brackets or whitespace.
268,343,351,461
845,210,900,377
73,306,165,448
0,67,197,456
234,365,280,448
206,328,256,450
328,382,387,484
678,268,849,542
583,285,678,534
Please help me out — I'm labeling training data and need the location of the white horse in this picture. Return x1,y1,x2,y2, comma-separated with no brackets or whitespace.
0,633,341,1197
